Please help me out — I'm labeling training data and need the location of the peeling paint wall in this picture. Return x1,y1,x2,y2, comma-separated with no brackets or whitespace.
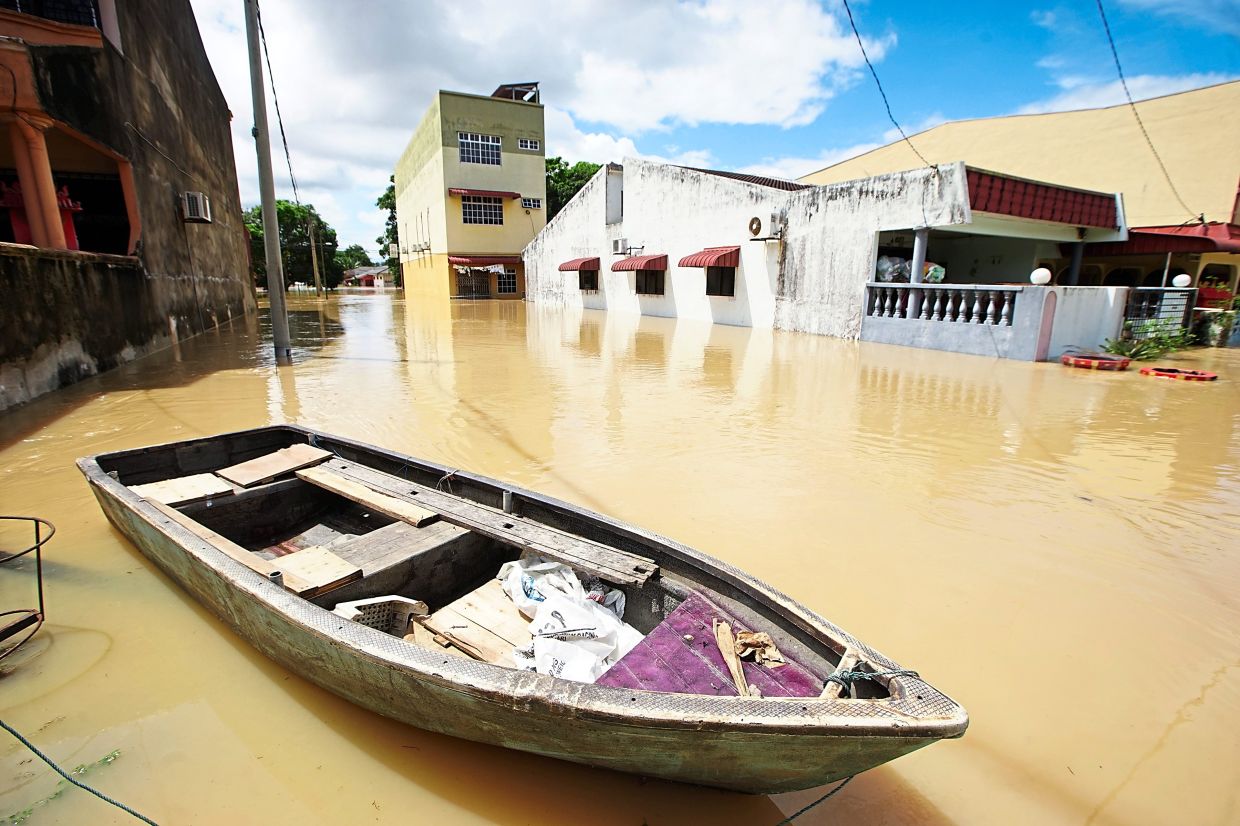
524,159,970,338
0,0,255,411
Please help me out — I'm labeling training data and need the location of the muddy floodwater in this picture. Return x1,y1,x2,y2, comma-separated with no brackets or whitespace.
2,292,1239,825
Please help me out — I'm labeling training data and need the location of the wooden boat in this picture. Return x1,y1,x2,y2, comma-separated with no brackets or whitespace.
77,425,967,793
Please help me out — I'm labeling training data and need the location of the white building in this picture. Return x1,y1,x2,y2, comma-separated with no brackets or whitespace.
522,159,1167,361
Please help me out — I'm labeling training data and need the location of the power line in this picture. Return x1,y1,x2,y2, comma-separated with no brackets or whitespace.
1094,0,1199,222
255,1,300,205
839,0,932,169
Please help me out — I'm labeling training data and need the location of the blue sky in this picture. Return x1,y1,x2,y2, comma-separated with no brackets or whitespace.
190,0,1239,255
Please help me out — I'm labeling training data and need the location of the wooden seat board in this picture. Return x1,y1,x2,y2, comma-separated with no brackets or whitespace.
295,466,439,528
272,546,362,597
420,580,532,665
328,520,469,572
297,459,658,587
131,473,234,507
216,444,332,488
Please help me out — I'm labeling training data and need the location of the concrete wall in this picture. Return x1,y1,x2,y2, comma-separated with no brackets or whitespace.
525,160,970,338
0,0,255,410
1045,286,1127,356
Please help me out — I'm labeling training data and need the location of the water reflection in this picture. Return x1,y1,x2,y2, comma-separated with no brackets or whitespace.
1,292,1239,824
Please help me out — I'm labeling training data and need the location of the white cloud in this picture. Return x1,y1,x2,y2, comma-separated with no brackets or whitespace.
1031,9,1058,29
189,0,887,250
1116,0,1240,38
1016,72,1237,113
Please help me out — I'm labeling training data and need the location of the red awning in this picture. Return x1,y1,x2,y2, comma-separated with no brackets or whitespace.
611,254,668,272
1072,222,1240,256
678,246,741,268
966,167,1118,229
447,188,521,199
447,255,522,266
558,257,601,271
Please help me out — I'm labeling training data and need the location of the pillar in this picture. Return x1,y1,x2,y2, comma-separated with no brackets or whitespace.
1066,241,1084,286
908,226,929,318
8,120,49,247
16,116,67,249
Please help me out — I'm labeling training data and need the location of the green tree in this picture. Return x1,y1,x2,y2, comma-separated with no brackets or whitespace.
546,157,601,220
244,201,343,289
335,244,374,271
376,175,400,286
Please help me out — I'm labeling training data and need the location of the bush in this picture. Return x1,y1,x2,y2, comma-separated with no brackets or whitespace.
1103,320,1195,360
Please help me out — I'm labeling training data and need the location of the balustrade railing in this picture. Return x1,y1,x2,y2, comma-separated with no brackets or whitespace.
866,283,1021,327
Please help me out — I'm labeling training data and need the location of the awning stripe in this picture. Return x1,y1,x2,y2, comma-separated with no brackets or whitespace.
447,188,521,199
611,254,668,272
678,246,741,268
447,255,522,266
558,257,601,271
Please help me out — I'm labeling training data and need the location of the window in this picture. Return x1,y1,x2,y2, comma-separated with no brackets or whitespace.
461,195,503,225
498,268,517,294
518,138,540,151
635,270,664,295
521,197,542,209
705,266,736,297
578,270,598,291
458,132,501,165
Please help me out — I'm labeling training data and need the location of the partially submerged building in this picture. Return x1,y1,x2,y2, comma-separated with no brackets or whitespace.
800,80,1240,294
0,0,254,411
395,83,546,301
524,159,1140,360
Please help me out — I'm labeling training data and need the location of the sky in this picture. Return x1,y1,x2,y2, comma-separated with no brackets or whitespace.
188,0,1240,257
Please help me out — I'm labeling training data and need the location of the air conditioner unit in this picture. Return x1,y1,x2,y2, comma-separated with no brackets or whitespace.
388,243,399,259
769,212,785,238
612,238,628,255
181,191,212,224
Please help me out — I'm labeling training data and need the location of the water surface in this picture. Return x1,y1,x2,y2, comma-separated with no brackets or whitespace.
2,292,1239,824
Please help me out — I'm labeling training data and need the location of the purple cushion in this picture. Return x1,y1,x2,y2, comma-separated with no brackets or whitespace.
596,592,823,697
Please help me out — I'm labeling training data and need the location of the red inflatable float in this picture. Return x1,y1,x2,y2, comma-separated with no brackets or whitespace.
1060,353,1132,371
1138,367,1218,382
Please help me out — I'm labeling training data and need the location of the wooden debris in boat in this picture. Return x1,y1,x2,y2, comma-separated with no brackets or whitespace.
299,458,658,586
131,473,234,506
216,443,332,488
714,619,756,697
403,622,470,657
296,465,439,527
821,648,860,699
271,547,362,597
420,579,532,664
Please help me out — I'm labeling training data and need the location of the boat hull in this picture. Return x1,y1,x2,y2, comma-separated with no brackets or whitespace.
80,427,965,793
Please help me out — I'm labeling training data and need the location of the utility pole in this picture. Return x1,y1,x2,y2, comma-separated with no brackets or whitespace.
309,218,323,296
244,0,292,360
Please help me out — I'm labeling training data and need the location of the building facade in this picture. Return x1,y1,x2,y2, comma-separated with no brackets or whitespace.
0,0,255,411
395,83,546,302
799,81,1240,295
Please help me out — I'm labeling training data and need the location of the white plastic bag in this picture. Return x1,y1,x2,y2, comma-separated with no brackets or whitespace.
497,556,585,618
513,592,644,682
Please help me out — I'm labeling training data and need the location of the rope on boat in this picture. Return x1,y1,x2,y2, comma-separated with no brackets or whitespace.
775,775,854,824
823,669,920,693
0,718,160,825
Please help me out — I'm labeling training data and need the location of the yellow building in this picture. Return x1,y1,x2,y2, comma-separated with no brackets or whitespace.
800,80,1240,293
395,83,546,301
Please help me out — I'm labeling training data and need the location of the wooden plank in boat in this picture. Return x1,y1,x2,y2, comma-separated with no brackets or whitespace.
130,473,235,507
329,520,468,572
296,466,439,528
403,622,469,658
271,546,362,597
298,459,658,587
420,580,531,664
216,444,332,488
147,500,314,594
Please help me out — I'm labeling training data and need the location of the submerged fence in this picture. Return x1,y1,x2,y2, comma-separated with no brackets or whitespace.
1123,288,1196,340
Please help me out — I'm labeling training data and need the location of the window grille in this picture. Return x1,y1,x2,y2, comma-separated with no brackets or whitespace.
461,195,503,225
458,132,501,165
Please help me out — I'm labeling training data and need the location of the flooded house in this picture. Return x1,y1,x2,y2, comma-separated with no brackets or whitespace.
0,0,255,411
523,158,1152,361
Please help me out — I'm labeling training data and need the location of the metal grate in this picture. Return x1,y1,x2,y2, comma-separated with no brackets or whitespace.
1123,287,1195,340
0,0,99,27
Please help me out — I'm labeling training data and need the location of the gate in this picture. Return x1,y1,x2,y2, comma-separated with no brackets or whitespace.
1123,288,1196,340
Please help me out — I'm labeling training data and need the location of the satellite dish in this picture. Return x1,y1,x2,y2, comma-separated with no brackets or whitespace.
748,216,763,237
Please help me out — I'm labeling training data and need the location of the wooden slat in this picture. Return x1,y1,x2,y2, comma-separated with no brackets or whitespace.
403,622,469,658
821,648,860,699
216,443,332,488
328,520,467,571
445,579,532,648
296,466,439,528
131,473,234,507
271,546,362,597
147,500,314,594
298,458,658,587
421,606,512,663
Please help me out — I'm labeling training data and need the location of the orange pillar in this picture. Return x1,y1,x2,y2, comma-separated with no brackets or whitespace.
16,115,67,249
8,120,49,247
116,159,141,254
